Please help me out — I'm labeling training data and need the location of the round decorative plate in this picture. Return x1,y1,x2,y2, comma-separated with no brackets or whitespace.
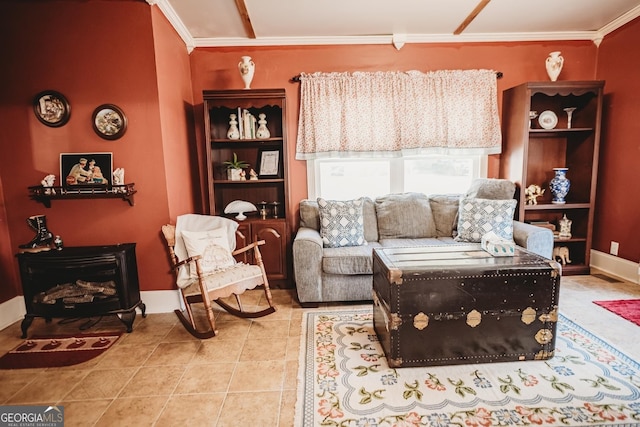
538,110,558,130
92,104,127,140
33,90,70,127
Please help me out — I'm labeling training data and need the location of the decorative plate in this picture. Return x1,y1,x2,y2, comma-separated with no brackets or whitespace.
33,90,70,127
538,110,558,130
92,104,127,140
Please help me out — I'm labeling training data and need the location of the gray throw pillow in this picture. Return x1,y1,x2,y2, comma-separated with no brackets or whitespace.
455,197,517,243
429,194,460,238
466,178,516,200
317,198,366,248
375,193,437,239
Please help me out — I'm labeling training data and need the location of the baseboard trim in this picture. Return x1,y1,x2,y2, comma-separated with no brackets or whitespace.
590,249,640,284
0,297,26,331
0,290,182,332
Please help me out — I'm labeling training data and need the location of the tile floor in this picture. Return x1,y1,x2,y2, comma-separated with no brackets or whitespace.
0,273,638,426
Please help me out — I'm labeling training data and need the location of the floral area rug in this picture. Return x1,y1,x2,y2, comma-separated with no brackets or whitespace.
593,299,640,327
0,333,121,369
295,309,640,427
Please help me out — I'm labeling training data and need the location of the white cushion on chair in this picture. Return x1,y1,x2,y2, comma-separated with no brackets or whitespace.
181,228,236,278
174,215,239,289
182,263,264,298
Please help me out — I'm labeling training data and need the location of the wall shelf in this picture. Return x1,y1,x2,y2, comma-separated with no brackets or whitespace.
28,183,137,207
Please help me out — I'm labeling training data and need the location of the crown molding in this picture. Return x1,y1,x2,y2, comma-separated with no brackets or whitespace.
596,4,640,41
191,31,601,48
147,0,196,53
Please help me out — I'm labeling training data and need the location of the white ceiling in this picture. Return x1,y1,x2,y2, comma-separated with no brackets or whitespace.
149,0,640,52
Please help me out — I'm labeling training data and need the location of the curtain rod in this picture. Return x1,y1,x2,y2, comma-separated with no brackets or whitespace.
290,71,503,83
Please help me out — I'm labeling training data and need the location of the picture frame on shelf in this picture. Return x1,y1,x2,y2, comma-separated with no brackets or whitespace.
60,152,113,190
257,148,281,178
33,90,71,127
92,104,127,140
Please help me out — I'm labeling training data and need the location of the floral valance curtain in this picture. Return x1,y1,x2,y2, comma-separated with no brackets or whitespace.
295,69,502,160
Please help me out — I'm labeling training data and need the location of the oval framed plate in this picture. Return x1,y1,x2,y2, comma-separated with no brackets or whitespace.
538,110,558,130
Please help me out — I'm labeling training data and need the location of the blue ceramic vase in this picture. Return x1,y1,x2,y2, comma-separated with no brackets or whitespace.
550,168,570,204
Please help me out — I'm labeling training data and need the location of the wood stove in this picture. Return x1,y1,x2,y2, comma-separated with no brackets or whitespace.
16,243,146,338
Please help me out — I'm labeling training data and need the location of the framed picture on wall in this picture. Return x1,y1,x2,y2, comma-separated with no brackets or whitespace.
257,148,282,178
60,153,113,189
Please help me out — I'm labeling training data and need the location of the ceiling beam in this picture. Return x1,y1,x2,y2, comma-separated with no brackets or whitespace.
234,0,256,39
454,0,491,35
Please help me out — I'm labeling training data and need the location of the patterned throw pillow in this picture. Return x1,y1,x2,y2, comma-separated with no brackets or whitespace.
317,198,366,248
181,228,236,277
455,197,517,243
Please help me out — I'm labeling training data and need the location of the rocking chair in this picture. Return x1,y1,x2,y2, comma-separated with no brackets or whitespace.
161,214,276,338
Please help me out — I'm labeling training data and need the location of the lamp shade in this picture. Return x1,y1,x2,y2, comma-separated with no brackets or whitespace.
224,200,257,220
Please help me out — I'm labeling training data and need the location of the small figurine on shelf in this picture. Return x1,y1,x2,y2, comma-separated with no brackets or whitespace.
113,168,125,193
227,114,240,139
53,235,64,251
558,214,572,239
41,174,56,195
552,246,571,265
256,113,271,139
249,169,258,180
524,184,544,205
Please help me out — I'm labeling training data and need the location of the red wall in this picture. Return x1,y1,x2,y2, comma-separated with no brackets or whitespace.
0,0,195,304
189,42,599,235
594,17,640,263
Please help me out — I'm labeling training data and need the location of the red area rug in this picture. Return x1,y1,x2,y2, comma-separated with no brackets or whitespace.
0,332,121,369
593,299,640,326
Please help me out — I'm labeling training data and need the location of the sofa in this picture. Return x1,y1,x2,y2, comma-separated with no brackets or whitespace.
292,179,554,305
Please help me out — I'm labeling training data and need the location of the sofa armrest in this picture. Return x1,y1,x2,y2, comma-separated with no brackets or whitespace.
513,221,554,259
293,227,324,302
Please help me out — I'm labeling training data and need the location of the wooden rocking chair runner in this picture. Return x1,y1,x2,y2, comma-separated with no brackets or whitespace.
161,214,276,339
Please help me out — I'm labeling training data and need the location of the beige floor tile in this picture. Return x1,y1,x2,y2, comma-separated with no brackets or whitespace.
228,360,285,392
189,339,244,364
174,363,235,394
156,393,225,427
119,365,185,397
96,343,156,368
59,399,113,427
6,369,89,404
0,369,40,403
239,336,288,361
65,367,137,400
285,335,301,361
217,391,281,427
144,341,200,366
283,359,299,390
279,389,297,427
247,319,291,340
94,396,169,427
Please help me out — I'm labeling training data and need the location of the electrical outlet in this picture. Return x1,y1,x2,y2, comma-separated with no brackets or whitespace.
610,241,619,256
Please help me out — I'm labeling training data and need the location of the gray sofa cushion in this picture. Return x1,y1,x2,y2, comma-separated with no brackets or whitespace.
429,194,460,237
321,243,382,275
375,193,437,239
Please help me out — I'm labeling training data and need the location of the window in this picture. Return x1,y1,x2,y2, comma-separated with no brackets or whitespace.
308,154,487,200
